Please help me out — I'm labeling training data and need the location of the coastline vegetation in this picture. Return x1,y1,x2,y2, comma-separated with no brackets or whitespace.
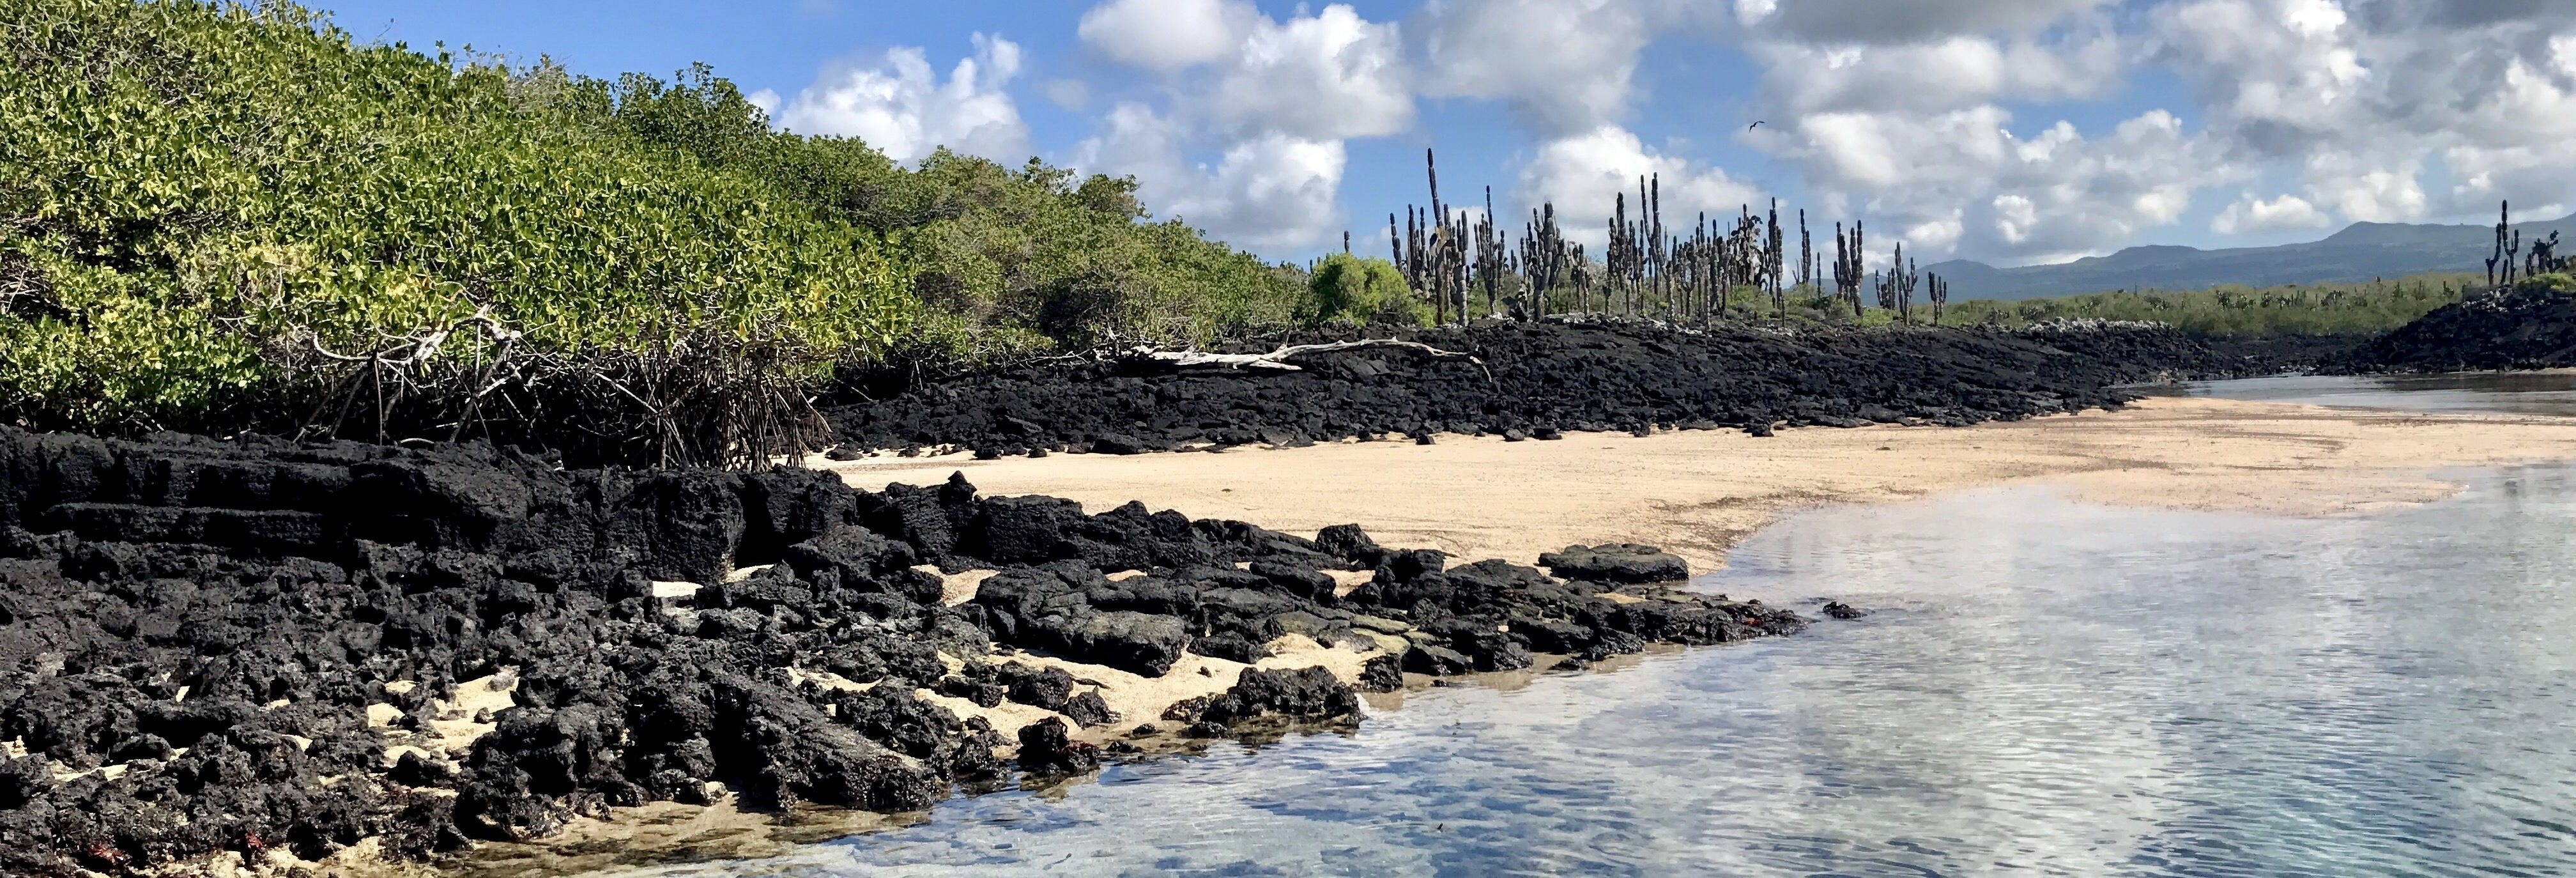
1928,273,2485,337
0,0,1308,464
1,1,2540,465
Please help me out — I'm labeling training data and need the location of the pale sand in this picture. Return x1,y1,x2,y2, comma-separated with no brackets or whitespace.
824,396,2576,574
221,396,2576,877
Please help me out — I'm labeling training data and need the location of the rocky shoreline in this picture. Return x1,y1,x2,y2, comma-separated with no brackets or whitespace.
2340,287,2576,373
0,426,1805,875
1,312,2540,875
824,319,2277,459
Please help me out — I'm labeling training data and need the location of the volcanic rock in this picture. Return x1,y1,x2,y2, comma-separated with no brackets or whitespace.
1539,543,1690,585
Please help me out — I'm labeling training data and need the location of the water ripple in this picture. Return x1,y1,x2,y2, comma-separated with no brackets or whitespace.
625,463,2576,878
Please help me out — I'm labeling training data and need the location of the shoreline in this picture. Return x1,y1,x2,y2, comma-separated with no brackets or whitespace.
431,395,2576,878
20,397,2576,878
824,396,2576,574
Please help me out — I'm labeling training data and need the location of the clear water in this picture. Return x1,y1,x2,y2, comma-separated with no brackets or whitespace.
2188,372,2576,417
624,466,2576,877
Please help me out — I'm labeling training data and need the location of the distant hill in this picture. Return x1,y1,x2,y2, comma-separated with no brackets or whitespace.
1928,213,2576,301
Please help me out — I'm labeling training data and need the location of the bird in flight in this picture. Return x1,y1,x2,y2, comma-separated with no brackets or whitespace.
1748,120,1765,130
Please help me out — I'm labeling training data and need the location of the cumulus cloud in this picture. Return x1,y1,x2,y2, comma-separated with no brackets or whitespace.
1076,0,1261,70
2150,0,2576,224
1209,4,1413,139
2212,192,2334,234
776,33,1030,164
1763,0,2115,45
1515,125,1765,247
1072,104,1348,249
1419,0,1649,135
1757,101,2236,263
1067,1,1411,250
772,0,2576,261
1749,32,2125,117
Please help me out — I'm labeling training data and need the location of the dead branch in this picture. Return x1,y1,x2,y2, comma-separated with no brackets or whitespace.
1124,339,1483,371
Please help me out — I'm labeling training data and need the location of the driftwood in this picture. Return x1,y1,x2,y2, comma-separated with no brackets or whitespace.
1126,339,1482,372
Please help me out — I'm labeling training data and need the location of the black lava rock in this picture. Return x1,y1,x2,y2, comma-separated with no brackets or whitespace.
1199,667,1360,728
1539,543,1690,585
0,423,1827,874
1015,717,1098,776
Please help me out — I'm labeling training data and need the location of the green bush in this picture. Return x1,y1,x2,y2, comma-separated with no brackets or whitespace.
2518,272,2575,293
1932,273,2479,336
0,0,916,463
1305,253,1429,327
544,63,1314,355
0,0,1329,463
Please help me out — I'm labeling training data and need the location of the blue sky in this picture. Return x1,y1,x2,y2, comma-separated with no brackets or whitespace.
310,1,2576,268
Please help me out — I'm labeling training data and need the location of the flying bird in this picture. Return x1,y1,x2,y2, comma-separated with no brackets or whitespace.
1748,120,1765,130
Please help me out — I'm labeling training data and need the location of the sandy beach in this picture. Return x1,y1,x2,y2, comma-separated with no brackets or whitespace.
825,396,2576,574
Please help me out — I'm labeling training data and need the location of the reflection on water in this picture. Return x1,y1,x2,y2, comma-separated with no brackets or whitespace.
620,466,2576,877
2189,371,2576,417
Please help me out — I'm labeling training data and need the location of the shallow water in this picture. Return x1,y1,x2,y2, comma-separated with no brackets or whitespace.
2189,371,2576,417
625,465,2576,877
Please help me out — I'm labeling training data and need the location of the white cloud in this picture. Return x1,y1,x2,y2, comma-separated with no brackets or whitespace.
1759,0,2114,45
1076,0,1260,70
2212,192,2334,234
1042,79,1091,111
1514,125,1765,248
776,33,1030,164
1073,104,1347,249
1064,1,1413,250
1761,103,2237,262
1209,4,1413,139
2149,0,2576,224
1750,33,2125,117
1420,0,1649,135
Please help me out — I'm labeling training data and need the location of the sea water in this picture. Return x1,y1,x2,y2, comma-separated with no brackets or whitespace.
622,379,2576,877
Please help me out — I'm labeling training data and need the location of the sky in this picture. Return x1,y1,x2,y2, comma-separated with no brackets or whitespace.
312,0,2576,268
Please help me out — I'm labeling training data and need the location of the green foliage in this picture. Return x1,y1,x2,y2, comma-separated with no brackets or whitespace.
0,0,912,448
1931,273,2480,336
0,0,1321,461
2518,272,2575,293
537,63,1311,355
1305,253,1429,327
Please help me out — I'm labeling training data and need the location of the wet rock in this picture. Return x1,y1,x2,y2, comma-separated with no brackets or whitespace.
1015,717,1098,776
1199,667,1358,728
1539,543,1690,585
1821,601,1868,620
1356,653,1402,693
1400,644,1474,676
1429,619,1533,672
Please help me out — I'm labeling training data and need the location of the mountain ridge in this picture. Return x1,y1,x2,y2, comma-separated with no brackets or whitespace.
1928,213,2576,301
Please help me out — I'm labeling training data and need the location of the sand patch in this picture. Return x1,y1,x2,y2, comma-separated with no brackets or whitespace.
908,636,1383,746
825,397,2576,572
366,671,521,767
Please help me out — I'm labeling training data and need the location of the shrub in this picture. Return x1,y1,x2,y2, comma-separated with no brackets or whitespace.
1305,253,1429,328
0,0,1317,464
1933,273,2479,337
0,0,916,465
